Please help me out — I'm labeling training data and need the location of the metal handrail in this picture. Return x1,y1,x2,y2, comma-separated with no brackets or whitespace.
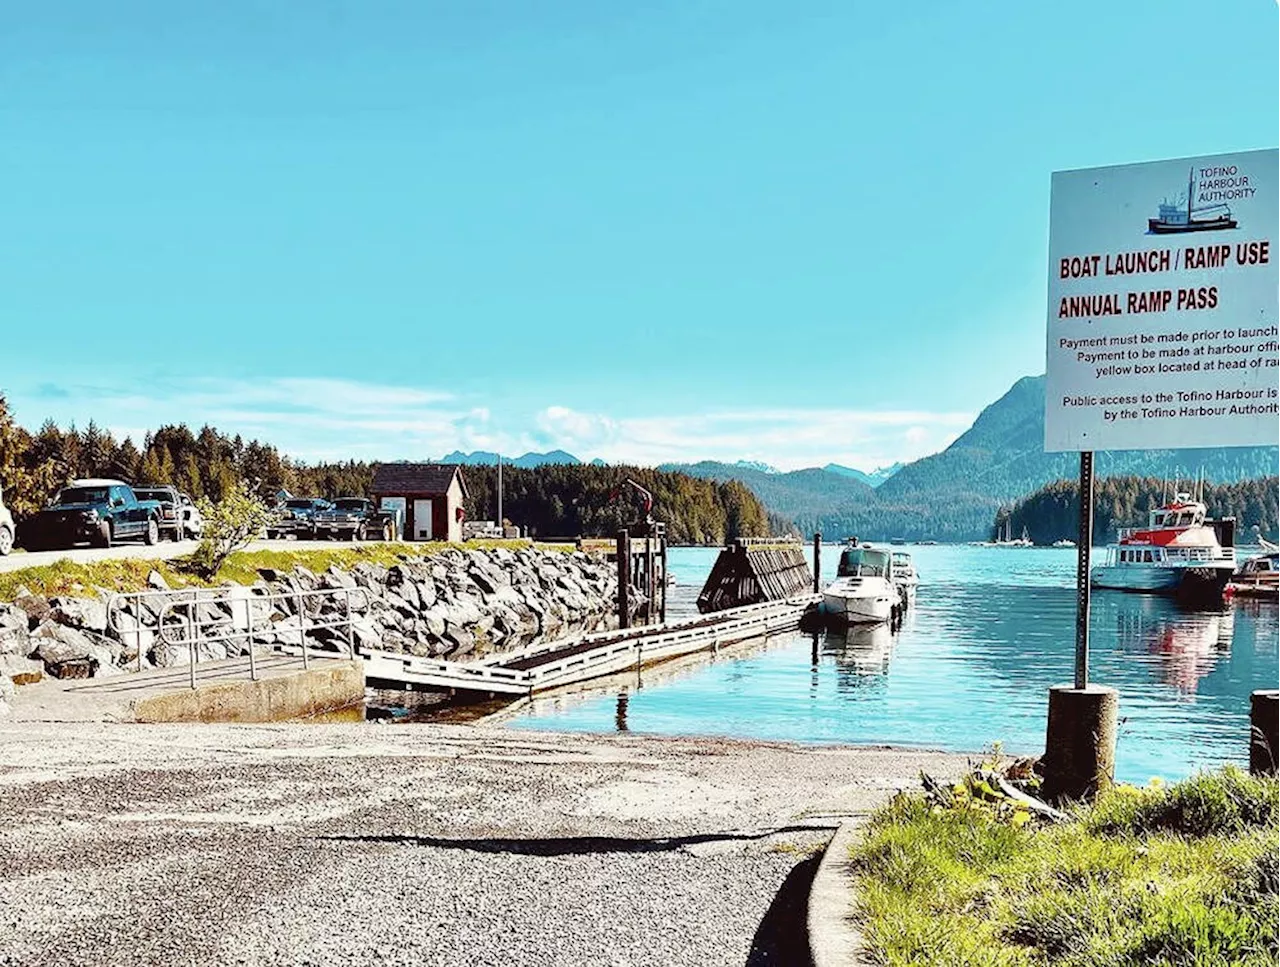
144,585,370,690
108,586,238,674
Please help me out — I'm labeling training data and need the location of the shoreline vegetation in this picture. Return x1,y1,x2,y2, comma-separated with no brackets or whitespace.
0,397,773,545
995,475,1279,545
850,764,1279,966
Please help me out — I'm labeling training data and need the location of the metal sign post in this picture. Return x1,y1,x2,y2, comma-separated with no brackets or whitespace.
1074,451,1094,689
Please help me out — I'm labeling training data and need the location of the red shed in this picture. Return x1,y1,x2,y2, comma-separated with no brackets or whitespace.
371,463,468,543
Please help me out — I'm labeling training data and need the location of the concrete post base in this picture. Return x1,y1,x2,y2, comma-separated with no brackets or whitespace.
1041,684,1118,803
1250,689,1278,777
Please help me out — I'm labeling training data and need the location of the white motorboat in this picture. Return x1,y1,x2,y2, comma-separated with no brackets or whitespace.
1229,538,1278,600
822,543,897,624
1091,493,1236,601
890,550,918,607
1052,539,1076,549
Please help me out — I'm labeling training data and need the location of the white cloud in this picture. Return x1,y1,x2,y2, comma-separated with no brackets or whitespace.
530,405,973,470
11,377,974,471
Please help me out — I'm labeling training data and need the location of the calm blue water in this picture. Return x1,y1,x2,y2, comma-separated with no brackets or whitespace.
507,545,1279,784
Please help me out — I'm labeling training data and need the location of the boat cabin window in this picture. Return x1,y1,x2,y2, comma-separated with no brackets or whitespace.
837,548,888,578
1143,550,1153,562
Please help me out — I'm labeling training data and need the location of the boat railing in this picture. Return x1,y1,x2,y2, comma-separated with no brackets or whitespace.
1108,545,1235,566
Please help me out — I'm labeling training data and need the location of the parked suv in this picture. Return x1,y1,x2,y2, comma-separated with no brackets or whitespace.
133,486,204,540
21,479,163,550
0,482,14,556
266,497,332,539
313,497,375,541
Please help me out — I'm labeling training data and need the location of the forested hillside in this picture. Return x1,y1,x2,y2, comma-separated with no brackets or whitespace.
1001,476,1279,545
0,395,769,544
798,379,1280,545
461,464,770,543
659,461,873,521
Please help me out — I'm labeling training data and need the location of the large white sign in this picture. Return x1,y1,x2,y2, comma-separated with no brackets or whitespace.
1045,148,1278,452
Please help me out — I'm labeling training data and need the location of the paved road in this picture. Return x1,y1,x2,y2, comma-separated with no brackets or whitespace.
0,538,387,574
0,722,965,966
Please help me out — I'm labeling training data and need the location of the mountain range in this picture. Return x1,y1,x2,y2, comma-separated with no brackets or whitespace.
661,375,1276,541
439,449,591,469
823,462,905,487
440,375,1276,540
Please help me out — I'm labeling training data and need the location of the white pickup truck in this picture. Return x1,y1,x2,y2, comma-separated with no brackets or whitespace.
0,482,14,556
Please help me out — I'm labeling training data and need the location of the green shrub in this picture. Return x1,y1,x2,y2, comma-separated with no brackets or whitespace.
1087,767,1278,838
851,768,1279,967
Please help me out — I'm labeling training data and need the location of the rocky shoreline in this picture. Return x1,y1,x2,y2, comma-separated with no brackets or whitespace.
0,546,631,715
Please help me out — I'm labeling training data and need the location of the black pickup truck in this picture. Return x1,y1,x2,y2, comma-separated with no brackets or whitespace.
20,479,163,550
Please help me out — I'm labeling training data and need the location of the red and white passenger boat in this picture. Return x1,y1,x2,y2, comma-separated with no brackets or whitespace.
1091,493,1236,601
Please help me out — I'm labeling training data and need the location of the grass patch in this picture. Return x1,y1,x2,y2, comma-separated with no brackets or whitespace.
0,540,573,601
851,767,1279,966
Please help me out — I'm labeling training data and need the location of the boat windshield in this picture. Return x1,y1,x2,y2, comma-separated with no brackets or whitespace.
1153,507,1204,528
838,548,890,577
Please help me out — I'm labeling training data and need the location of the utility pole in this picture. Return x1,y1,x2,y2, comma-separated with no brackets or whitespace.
497,452,503,533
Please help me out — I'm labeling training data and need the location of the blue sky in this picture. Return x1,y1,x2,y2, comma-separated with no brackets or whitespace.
2,1,1276,470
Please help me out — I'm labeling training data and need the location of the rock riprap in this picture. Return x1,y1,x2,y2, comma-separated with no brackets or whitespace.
0,548,637,691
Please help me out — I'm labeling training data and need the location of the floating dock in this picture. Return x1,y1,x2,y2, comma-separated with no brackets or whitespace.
361,596,815,696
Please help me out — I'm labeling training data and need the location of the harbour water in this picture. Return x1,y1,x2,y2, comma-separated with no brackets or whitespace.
507,544,1279,784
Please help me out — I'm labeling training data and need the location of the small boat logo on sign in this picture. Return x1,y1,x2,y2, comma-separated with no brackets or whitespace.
1147,167,1240,235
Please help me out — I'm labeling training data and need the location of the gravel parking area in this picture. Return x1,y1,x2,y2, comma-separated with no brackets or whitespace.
0,722,966,966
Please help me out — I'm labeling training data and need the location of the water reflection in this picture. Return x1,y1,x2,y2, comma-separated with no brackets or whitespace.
1110,595,1234,693
508,545,1280,783
822,622,895,677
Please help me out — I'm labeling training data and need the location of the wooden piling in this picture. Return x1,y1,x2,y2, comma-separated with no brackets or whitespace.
659,534,668,623
1250,689,1278,777
646,535,655,626
812,532,821,594
616,529,631,629
1041,684,1118,803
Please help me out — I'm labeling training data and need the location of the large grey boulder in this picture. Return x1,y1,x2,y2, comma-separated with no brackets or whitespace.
414,575,437,608
0,605,30,656
442,622,475,659
50,596,109,633
0,655,42,685
11,589,50,628
292,565,319,592
32,622,124,676
33,621,96,664
320,566,358,592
